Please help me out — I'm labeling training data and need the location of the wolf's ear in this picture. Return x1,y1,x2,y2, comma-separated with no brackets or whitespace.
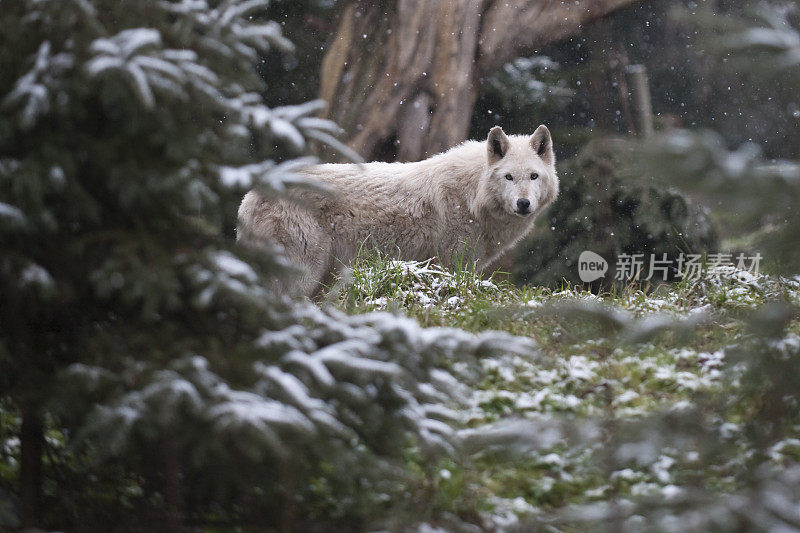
530,125,554,163
487,126,510,164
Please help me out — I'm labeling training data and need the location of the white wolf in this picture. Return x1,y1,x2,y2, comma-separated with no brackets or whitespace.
237,125,559,297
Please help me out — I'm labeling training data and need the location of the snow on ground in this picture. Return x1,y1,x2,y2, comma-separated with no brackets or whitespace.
336,259,800,528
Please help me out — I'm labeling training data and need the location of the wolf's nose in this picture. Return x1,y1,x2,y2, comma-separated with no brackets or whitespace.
517,198,531,212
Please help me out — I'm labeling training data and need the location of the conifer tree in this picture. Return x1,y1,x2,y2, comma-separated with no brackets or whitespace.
0,1,536,529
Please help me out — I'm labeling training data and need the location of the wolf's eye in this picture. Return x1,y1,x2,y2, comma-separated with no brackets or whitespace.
504,174,514,181
530,172,539,180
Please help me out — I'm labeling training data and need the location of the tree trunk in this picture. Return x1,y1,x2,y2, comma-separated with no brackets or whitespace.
163,428,185,533
319,0,643,162
20,407,43,529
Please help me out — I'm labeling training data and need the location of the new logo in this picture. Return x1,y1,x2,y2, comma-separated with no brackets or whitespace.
578,250,608,283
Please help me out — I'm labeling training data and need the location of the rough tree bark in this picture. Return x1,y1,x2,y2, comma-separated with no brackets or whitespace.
319,0,643,162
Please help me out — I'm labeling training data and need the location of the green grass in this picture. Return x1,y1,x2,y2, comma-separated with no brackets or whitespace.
325,253,800,527
327,253,774,355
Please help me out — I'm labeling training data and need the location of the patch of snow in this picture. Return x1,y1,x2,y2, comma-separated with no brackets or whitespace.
661,484,684,499
0,203,26,225
614,390,639,406
19,264,54,290
651,455,676,483
213,251,258,282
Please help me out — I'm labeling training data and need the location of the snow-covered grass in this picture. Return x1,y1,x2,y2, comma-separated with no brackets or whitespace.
329,255,800,528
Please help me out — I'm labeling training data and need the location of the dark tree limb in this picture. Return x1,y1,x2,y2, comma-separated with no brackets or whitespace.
20,407,43,529
319,0,644,162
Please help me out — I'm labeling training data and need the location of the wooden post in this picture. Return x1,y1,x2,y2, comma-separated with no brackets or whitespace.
625,64,654,138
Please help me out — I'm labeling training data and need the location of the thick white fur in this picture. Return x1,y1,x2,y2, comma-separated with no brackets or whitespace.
237,126,559,297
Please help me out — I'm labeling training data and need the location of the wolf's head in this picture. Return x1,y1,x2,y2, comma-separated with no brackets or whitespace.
481,125,559,218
